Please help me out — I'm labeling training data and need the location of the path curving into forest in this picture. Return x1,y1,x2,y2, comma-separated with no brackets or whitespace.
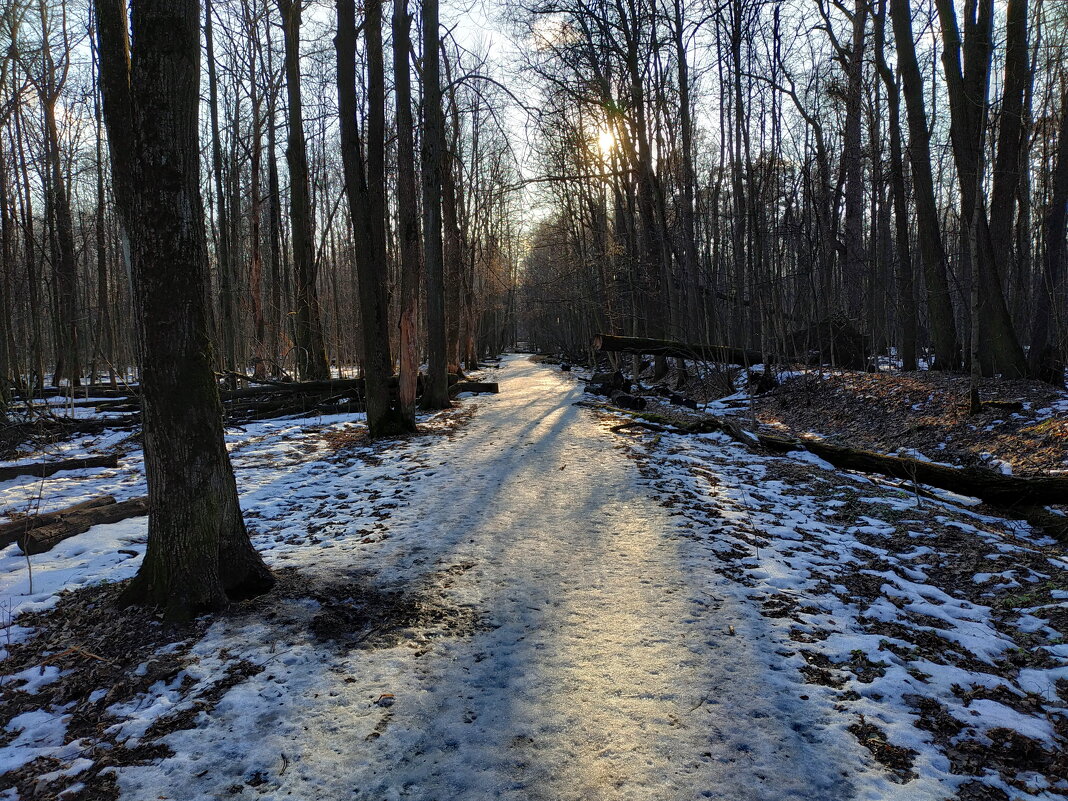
119,355,870,800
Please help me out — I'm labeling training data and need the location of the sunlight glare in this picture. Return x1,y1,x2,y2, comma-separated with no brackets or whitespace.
597,129,615,155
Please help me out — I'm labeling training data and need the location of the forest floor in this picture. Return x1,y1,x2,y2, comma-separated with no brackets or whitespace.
746,369,1068,477
1,355,1067,800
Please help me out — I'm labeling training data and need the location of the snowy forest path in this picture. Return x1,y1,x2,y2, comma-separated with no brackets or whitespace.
120,354,861,799
325,354,859,800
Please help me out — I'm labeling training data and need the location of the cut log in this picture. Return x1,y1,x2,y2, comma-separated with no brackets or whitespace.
449,381,499,397
594,334,765,367
0,496,118,547
13,496,150,555
0,454,120,482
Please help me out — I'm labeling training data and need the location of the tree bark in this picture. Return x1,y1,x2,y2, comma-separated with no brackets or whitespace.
419,0,450,409
393,0,421,425
335,0,410,436
1028,86,1068,385
279,0,329,381
888,0,960,369
874,0,917,370
12,497,150,555
95,0,273,620
934,0,1027,377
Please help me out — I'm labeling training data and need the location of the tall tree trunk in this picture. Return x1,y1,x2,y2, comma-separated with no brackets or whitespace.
245,0,267,379
1028,86,1068,385
442,138,463,373
36,5,80,387
205,0,238,378
336,0,410,436
279,0,329,380
988,0,1028,297
92,33,116,385
841,0,869,319
889,0,960,369
95,0,273,621
420,0,449,409
874,0,916,370
393,0,420,424
934,0,1027,377
672,0,700,338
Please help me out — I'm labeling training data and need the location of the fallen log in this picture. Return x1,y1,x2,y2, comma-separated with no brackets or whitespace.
218,377,366,401
16,496,149,555
34,416,140,434
0,496,118,548
0,454,119,483
12,385,137,401
594,334,765,368
753,435,1068,507
228,398,366,423
449,381,499,397
607,408,1068,509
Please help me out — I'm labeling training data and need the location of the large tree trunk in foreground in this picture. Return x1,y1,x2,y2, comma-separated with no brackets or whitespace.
95,0,272,620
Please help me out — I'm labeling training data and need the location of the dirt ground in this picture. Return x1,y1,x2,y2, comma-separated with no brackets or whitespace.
747,369,1067,476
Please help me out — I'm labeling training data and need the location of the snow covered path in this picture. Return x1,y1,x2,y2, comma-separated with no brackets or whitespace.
114,355,868,800
7,355,1065,800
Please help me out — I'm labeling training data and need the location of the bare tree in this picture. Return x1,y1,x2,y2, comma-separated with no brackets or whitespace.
95,0,273,620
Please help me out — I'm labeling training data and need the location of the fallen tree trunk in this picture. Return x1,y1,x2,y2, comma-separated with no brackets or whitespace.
34,416,140,434
593,334,765,367
12,385,137,401
449,381,499,397
602,405,1068,509
0,455,119,482
0,496,118,547
753,435,1068,506
15,496,149,555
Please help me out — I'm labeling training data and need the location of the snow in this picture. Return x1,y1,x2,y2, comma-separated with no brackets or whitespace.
0,355,1065,799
